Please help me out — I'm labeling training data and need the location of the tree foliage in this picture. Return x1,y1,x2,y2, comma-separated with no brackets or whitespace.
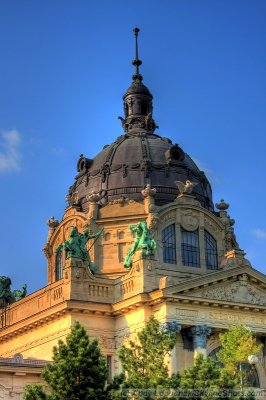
217,325,262,377
23,321,107,400
179,355,235,400
23,384,49,400
118,316,178,399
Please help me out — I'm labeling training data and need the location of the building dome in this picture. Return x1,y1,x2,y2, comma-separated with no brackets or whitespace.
68,133,213,211
66,28,214,212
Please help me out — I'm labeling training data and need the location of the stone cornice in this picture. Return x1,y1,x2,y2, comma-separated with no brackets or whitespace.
0,303,67,342
112,293,150,314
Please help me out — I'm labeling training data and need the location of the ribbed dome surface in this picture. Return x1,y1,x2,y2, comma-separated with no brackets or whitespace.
70,132,214,211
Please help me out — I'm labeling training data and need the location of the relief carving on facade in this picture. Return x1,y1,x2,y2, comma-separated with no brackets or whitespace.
189,274,266,306
181,210,199,231
204,216,220,233
99,336,115,350
161,211,176,224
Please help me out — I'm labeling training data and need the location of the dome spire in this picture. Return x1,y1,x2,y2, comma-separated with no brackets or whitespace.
119,27,158,135
132,27,143,82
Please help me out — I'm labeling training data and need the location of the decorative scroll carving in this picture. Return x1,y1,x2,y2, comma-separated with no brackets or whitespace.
204,216,220,233
161,211,176,224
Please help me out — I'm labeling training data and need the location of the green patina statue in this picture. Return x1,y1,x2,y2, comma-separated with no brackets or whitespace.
0,276,27,306
124,221,157,270
56,226,102,273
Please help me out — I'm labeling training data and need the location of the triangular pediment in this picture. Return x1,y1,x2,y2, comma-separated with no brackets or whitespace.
163,266,266,307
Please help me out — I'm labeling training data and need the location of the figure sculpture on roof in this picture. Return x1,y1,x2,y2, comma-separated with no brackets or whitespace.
56,226,102,273
0,276,27,306
175,180,197,195
124,221,157,269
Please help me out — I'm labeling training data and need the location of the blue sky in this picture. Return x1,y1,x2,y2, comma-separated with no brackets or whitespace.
0,0,266,294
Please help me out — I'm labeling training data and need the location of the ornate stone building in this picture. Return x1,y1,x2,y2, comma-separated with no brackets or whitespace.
0,29,266,398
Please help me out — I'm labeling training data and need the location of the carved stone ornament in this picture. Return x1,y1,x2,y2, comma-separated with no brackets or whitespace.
42,242,52,258
161,211,176,224
86,191,101,203
99,336,115,350
181,210,199,231
46,216,59,229
189,275,266,306
175,180,197,195
160,321,181,333
141,184,156,198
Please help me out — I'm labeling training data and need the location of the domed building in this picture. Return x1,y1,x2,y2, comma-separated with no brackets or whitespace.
0,28,266,398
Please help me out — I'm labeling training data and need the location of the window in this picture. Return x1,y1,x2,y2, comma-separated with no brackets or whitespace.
55,248,63,281
162,224,176,264
204,230,218,270
181,228,200,267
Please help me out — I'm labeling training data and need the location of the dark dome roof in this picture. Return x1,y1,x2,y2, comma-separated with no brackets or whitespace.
124,82,152,97
69,132,214,211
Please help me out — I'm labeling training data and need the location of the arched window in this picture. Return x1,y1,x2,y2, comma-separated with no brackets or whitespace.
209,347,260,388
181,228,200,267
55,248,63,281
204,230,218,270
162,224,176,264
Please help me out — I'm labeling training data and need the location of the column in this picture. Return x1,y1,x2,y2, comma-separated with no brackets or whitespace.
160,322,181,374
190,325,211,359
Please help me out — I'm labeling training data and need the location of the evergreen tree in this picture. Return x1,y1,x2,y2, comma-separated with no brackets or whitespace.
217,325,262,385
118,316,178,399
23,321,107,400
23,384,49,400
179,355,235,400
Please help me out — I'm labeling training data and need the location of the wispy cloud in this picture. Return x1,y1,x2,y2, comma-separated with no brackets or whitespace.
191,156,221,185
252,229,266,240
51,147,65,156
0,129,22,173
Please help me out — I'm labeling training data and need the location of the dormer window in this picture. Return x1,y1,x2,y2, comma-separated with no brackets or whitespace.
181,228,200,267
162,224,176,264
204,230,218,270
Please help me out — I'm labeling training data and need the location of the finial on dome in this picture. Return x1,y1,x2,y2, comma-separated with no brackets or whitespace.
132,27,143,82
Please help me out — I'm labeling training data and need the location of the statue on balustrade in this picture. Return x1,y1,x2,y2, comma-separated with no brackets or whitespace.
0,276,27,306
124,221,157,269
56,226,102,273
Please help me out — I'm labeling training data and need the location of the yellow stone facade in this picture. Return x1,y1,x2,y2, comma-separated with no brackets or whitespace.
1,29,266,398
1,192,266,398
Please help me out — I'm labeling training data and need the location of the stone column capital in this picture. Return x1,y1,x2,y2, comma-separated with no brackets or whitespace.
160,321,182,334
190,325,212,337
189,325,212,358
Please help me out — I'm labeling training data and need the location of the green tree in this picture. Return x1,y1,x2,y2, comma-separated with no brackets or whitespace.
179,355,235,400
118,316,178,399
217,325,262,385
23,321,107,400
23,384,50,400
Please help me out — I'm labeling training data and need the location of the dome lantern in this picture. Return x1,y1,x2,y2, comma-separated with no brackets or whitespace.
119,28,158,135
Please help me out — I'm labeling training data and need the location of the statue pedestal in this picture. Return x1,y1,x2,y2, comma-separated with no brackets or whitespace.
130,250,157,293
63,257,94,300
220,249,251,270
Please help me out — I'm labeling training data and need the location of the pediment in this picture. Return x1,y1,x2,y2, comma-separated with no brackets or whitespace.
164,266,266,307
186,277,266,306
